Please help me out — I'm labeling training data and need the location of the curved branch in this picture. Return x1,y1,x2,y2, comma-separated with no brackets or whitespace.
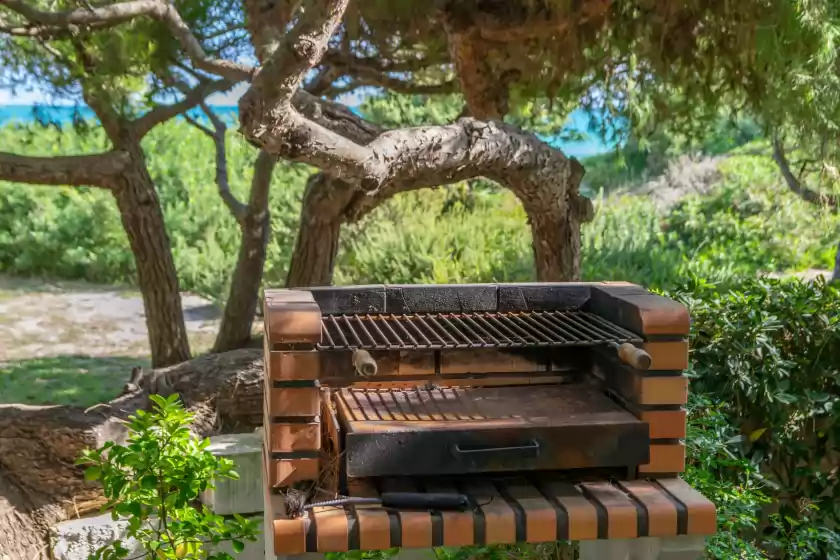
133,79,234,138
772,138,838,208
184,105,248,221
0,150,131,187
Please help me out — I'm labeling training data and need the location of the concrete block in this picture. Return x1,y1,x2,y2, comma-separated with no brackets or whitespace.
52,513,142,560
579,539,632,560
658,536,708,560
201,432,264,515
578,537,707,560
52,513,264,560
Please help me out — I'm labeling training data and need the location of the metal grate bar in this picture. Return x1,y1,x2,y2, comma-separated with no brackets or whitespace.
317,311,642,351
538,311,592,340
342,316,366,347
483,313,532,343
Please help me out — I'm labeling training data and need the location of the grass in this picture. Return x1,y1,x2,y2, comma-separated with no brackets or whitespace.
0,355,147,406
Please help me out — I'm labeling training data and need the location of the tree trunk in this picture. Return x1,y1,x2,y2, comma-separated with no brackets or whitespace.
0,349,264,559
213,152,277,352
108,142,191,367
286,160,590,287
833,240,840,283
286,173,349,287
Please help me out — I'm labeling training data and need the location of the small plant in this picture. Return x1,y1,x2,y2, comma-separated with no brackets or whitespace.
76,394,260,560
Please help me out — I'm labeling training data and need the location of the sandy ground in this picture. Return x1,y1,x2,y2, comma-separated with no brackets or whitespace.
0,276,221,362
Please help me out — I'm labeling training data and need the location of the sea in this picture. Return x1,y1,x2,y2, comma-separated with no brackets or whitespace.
0,104,612,159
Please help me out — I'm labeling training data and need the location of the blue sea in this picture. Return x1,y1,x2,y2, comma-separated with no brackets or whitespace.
0,104,612,158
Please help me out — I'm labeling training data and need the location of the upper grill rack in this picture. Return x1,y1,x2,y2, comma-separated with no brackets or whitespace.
317,310,641,351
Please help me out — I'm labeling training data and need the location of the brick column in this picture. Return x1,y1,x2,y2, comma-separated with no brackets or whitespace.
586,282,691,476
262,289,323,506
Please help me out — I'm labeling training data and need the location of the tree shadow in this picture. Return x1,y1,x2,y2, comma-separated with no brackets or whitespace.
0,355,148,408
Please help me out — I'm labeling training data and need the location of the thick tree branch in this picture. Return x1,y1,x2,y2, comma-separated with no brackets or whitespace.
253,0,348,104
185,104,248,221
240,0,591,282
772,138,838,208
133,78,233,138
442,15,508,120
0,151,131,187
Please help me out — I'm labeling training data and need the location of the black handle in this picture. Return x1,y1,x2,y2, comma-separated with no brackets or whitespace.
453,440,540,458
379,492,470,511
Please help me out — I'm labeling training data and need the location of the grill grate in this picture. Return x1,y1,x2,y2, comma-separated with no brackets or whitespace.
317,311,641,351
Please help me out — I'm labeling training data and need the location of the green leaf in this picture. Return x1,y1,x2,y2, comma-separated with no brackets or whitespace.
85,466,102,481
232,540,245,553
141,475,159,489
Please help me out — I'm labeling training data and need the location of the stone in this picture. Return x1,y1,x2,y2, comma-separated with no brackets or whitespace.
52,513,142,560
201,432,265,515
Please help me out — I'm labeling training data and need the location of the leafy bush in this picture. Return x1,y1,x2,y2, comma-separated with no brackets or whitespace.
581,116,761,193
76,394,261,559
665,154,840,275
674,276,840,558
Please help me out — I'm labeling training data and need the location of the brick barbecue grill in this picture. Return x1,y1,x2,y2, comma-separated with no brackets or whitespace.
261,283,716,555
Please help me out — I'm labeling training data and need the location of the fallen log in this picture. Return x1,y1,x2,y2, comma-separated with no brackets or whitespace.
0,348,264,560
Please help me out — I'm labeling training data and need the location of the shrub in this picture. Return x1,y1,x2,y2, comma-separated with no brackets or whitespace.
76,394,261,559
674,276,840,558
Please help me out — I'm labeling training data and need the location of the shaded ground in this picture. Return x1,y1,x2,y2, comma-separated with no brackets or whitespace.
0,275,222,407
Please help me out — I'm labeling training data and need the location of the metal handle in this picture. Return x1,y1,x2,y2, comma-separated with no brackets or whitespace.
453,440,540,457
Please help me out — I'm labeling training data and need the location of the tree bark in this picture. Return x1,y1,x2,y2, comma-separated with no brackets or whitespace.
106,140,191,367
0,349,264,559
833,241,840,283
213,151,277,352
285,173,350,287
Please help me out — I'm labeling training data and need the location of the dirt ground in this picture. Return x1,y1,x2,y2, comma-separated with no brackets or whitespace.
0,275,223,407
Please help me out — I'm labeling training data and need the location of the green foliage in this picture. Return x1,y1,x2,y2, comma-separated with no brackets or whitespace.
0,0,247,123
674,277,840,558
1,123,837,302
0,120,309,304
683,393,838,559
76,394,260,560
581,116,762,193
665,154,840,275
